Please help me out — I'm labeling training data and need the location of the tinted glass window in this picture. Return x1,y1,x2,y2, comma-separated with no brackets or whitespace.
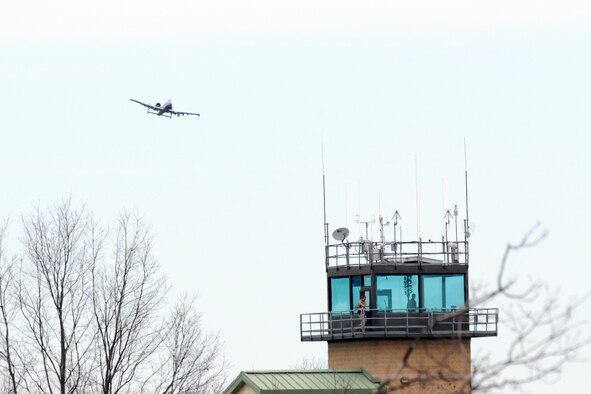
330,277,350,312
351,276,363,308
421,274,465,310
351,275,372,309
364,276,372,309
376,275,418,311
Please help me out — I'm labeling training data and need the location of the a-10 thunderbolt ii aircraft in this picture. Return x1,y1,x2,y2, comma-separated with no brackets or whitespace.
130,99,200,118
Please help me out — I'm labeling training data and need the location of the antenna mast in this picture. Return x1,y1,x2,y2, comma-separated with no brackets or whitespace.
379,193,384,243
415,156,421,240
322,144,329,245
464,139,470,240
392,210,401,243
357,216,375,241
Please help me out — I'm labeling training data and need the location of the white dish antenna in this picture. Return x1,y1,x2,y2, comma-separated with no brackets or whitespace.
332,227,350,241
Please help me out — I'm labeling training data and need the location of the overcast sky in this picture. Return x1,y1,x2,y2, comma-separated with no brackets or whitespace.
2,1,590,392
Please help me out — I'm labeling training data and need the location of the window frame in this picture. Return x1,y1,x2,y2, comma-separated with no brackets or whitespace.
375,274,419,311
420,273,466,311
329,275,372,312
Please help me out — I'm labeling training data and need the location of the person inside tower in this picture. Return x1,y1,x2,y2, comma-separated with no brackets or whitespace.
407,293,417,312
356,293,367,331
356,294,367,314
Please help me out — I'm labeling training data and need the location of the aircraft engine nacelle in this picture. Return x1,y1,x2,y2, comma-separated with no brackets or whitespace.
155,103,161,107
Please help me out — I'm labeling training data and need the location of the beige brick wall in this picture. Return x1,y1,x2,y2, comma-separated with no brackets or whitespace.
235,384,256,394
328,339,471,393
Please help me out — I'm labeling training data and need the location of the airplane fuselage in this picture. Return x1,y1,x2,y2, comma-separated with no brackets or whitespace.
156,100,174,115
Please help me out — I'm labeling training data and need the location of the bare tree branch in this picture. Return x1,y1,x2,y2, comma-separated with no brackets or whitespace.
151,295,227,394
0,223,20,394
375,225,590,393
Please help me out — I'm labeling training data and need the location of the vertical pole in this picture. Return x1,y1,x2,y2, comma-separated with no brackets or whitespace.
441,178,445,237
464,140,469,237
442,235,447,264
322,144,329,246
464,139,470,265
454,204,459,242
415,156,421,240
323,174,328,245
345,242,350,267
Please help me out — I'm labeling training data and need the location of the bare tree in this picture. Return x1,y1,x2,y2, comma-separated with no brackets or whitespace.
0,224,19,394
375,225,591,393
150,295,226,394
293,356,328,370
91,212,166,394
18,200,98,394
0,200,226,394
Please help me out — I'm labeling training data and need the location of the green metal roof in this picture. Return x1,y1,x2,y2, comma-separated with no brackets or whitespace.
223,369,380,394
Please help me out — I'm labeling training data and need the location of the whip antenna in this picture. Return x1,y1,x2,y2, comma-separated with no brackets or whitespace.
322,143,329,245
464,139,470,239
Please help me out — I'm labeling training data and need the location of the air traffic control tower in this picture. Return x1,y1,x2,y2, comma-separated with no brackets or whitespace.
300,201,498,392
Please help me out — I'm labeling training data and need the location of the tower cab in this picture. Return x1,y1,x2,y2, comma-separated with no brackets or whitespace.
300,214,498,392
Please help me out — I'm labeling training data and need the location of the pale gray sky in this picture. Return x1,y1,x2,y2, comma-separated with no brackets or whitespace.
1,1,590,392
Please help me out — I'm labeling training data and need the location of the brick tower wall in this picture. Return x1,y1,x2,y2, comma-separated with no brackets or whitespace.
328,339,471,393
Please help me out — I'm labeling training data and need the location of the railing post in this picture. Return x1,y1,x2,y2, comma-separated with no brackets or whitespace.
465,240,469,265
418,241,423,268
358,243,362,267
346,242,350,268
406,310,409,336
496,309,499,334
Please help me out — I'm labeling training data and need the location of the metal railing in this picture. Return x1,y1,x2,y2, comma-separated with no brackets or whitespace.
325,240,469,269
300,308,497,341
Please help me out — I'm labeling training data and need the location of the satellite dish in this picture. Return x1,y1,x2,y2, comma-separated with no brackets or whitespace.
332,227,350,241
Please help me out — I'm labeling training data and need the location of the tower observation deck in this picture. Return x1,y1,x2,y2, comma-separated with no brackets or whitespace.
300,238,498,341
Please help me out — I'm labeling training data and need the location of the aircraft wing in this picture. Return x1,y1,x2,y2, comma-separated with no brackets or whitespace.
130,99,161,111
169,110,200,117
